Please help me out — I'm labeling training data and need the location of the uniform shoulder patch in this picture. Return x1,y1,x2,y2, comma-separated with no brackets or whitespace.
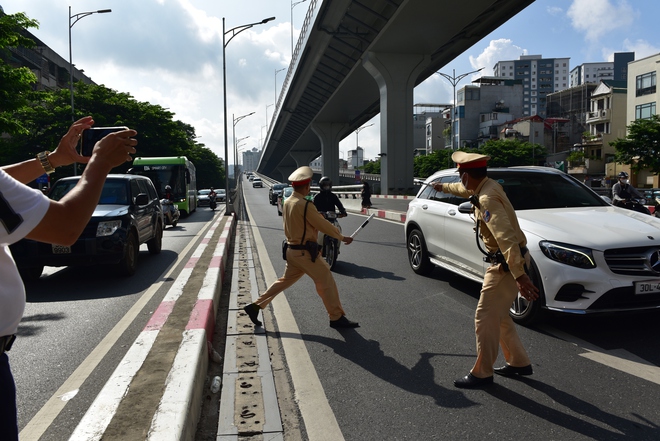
483,210,491,223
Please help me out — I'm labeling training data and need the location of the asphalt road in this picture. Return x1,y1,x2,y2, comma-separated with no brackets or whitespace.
13,207,220,441
243,183,660,441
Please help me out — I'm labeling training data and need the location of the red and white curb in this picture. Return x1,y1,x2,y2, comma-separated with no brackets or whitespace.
361,207,406,223
69,214,235,441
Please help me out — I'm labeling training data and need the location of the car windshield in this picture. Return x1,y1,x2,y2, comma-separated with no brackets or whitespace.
198,190,211,195
423,169,609,210
283,187,293,197
49,179,129,205
273,184,288,190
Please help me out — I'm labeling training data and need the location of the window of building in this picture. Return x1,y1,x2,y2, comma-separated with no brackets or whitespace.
635,102,656,120
636,72,656,97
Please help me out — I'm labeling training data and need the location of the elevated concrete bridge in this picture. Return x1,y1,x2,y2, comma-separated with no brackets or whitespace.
257,0,534,194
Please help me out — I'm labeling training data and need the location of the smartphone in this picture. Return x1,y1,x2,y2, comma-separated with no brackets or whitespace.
81,126,128,157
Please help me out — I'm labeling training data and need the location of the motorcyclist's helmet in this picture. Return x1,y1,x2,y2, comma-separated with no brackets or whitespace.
319,176,332,192
165,185,172,191
617,171,629,179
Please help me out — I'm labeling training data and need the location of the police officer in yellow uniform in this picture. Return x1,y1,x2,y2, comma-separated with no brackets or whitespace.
433,151,539,388
243,166,359,328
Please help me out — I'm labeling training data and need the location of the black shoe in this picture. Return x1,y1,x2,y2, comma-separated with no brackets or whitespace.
454,373,494,389
243,303,262,326
330,316,360,328
494,364,533,377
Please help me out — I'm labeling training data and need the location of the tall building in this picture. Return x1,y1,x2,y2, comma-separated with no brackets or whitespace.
413,103,448,154
569,52,635,87
546,83,598,152
242,148,261,172
493,55,570,118
1,10,95,91
454,76,524,148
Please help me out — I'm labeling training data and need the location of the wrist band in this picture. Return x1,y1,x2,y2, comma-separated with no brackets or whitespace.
37,151,55,174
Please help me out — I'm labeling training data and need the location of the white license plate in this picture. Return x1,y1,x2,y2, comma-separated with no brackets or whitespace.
52,244,71,254
634,280,660,294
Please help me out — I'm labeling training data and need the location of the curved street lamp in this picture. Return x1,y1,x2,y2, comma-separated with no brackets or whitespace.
223,16,275,213
435,67,483,150
69,7,111,122
275,67,286,106
291,0,309,58
69,6,111,176
233,112,255,181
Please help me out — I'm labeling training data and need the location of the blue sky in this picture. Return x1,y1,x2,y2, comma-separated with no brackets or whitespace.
2,0,659,163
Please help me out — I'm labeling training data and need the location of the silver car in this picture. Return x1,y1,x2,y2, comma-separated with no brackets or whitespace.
405,166,660,325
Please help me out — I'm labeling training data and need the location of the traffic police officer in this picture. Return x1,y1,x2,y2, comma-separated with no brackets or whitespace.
433,151,539,388
243,166,359,328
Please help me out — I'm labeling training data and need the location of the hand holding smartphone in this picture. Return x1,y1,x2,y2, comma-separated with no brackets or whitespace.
80,126,129,156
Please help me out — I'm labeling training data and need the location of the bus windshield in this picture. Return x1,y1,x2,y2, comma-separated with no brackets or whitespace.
129,156,197,214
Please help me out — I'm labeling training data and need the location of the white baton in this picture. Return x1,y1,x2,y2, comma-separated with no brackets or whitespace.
350,213,375,238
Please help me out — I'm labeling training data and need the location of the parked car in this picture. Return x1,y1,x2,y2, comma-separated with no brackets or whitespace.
10,174,163,279
405,166,660,325
252,177,263,188
269,183,289,205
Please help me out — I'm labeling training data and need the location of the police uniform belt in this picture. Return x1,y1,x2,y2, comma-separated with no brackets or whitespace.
288,244,307,250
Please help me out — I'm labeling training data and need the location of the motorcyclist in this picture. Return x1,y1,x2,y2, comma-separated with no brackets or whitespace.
164,185,175,202
209,187,217,209
313,177,347,218
612,171,644,206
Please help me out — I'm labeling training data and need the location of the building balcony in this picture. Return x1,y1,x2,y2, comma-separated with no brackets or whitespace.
586,109,611,124
568,158,605,176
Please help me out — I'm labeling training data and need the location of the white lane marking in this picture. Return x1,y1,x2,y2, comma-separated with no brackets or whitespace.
539,325,660,385
19,213,221,441
245,201,345,441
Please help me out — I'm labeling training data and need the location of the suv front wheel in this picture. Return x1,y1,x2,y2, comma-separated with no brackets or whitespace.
407,228,433,275
509,258,545,326
118,230,139,276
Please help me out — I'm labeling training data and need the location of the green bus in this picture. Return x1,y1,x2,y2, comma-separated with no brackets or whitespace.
129,156,197,215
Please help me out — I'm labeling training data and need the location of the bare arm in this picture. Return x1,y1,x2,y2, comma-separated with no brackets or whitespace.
25,127,138,245
1,116,94,184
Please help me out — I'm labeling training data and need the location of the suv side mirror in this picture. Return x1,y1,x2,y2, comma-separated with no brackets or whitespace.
458,201,473,214
135,193,150,206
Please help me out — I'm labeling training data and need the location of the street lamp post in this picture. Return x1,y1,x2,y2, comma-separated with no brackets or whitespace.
69,6,111,175
291,0,309,58
265,104,274,129
354,123,374,168
435,67,483,150
275,67,286,106
223,16,275,214
232,112,255,182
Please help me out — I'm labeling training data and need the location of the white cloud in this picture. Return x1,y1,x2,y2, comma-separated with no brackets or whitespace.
567,0,635,42
546,6,563,16
469,38,528,76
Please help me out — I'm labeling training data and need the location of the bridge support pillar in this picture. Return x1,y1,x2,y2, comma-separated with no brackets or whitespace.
310,122,348,185
363,52,429,195
276,165,296,183
288,151,318,169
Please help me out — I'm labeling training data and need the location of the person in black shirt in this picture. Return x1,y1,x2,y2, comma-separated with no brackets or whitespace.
313,176,347,217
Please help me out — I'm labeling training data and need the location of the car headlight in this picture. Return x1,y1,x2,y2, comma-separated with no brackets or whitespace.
539,241,596,269
97,220,121,237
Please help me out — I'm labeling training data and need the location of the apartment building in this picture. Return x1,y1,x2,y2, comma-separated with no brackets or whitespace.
570,52,634,87
242,148,262,172
454,76,524,148
612,52,660,187
4,19,94,91
493,55,570,118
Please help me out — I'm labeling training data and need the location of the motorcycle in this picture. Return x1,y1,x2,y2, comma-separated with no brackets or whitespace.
161,198,180,227
318,211,345,270
613,198,652,215
209,194,217,211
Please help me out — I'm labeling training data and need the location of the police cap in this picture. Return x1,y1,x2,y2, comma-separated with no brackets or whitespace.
451,151,490,169
288,166,313,185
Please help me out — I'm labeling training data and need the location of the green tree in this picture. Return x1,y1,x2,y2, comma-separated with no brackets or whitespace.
363,158,380,174
413,149,452,178
611,114,660,174
2,83,224,185
480,138,546,167
0,12,39,135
